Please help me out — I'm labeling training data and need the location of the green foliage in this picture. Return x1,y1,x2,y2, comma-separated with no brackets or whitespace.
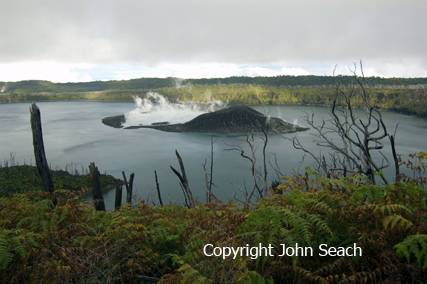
0,165,122,197
394,234,427,269
3,75,427,95
0,155,426,282
0,235,14,269
2,76,427,118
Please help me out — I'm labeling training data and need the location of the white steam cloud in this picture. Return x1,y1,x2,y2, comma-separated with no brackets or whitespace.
123,92,226,127
293,118,299,126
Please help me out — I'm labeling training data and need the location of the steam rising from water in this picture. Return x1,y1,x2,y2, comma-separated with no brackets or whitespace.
123,92,226,127
293,118,299,125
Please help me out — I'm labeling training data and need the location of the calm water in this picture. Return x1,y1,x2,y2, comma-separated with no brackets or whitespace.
1,101,426,210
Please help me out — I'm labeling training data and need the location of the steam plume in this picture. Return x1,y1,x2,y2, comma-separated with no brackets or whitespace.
123,92,225,127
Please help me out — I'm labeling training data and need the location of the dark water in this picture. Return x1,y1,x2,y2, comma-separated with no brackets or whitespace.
1,101,426,210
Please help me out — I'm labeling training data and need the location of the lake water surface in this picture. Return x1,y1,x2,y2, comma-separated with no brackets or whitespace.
1,100,426,210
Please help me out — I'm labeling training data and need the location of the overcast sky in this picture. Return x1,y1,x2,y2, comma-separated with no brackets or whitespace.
1,0,426,82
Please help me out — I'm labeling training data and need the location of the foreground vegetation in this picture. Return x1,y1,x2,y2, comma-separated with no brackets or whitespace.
0,153,426,283
0,164,122,198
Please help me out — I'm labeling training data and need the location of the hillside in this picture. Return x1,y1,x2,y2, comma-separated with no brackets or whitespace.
1,75,427,118
1,75,427,94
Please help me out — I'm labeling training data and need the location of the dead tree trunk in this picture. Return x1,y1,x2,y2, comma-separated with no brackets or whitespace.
115,185,122,209
389,133,400,180
202,136,216,203
89,162,105,211
122,171,134,204
154,170,163,206
30,103,54,194
170,150,195,208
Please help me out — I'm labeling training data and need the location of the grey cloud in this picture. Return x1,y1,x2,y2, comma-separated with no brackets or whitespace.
1,0,426,67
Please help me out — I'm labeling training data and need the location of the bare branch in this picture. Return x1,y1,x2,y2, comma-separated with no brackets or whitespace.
288,61,397,184
170,150,195,208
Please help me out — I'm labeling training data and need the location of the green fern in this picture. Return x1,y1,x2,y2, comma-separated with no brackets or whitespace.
383,214,413,230
369,204,411,215
350,184,388,204
167,253,209,283
0,235,13,269
394,233,427,269
11,236,26,258
234,270,267,284
54,206,69,224
239,205,282,234
179,263,209,284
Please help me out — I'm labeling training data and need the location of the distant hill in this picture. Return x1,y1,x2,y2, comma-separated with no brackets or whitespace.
0,77,179,94
1,75,427,95
1,75,427,118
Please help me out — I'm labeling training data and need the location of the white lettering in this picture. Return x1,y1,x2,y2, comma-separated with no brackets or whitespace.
222,247,231,259
319,244,328,256
345,246,353,256
354,243,362,256
213,247,222,257
203,244,213,256
250,246,258,259
319,244,363,256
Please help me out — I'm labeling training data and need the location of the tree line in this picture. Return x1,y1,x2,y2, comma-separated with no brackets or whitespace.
2,83,427,118
2,75,427,95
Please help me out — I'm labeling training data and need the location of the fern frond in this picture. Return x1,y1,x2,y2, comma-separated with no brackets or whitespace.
234,270,267,284
54,206,69,224
11,236,26,258
178,263,209,284
382,214,413,230
282,209,313,245
394,233,427,269
372,204,412,215
0,235,13,269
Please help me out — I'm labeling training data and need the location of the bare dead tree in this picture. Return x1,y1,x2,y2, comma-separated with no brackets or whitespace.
231,181,250,205
122,172,135,204
170,150,195,208
224,126,271,203
89,162,105,211
388,126,400,179
202,136,217,203
114,186,122,210
154,170,163,206
260,125,269,196
224,133,261,202
287,61,399,185
268,152,285,180
30,103,55,194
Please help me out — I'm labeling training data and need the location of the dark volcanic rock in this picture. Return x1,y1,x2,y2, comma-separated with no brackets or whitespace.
102,114,125,128
102,105,308,134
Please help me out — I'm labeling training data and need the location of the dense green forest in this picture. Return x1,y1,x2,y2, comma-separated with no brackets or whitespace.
2,75,427,94
1,83,427,118
1,75,427,118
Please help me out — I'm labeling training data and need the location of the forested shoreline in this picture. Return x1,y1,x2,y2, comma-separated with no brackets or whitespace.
2,75,427,94
1,75,427,118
